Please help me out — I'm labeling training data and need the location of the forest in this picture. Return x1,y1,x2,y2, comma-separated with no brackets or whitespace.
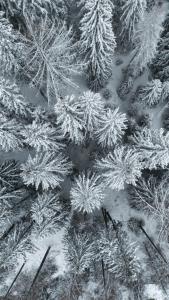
1,0,169,299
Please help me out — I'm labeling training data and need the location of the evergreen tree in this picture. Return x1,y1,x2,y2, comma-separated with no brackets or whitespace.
80,0,116,91
79,91,104,134
0,186,23,238
132,127,169,169
0,115,23,151
128,176,156,211
21,152,72,190
70,172,104,213
161,81,169,102
0,77,31,117
129,176,169,242
0,12,23,76
0,190,13,237
96,147,143,190
64,228,95,275
31,192,65,237
0,160,20,189
0,0,68,22
120,0,147,43
137,79,163,106
152,13,169,81
54,95,84,144
130,3,166,75
24,16,78,104
95,108,128,147
145,241,169,289
22,121,63,152
98,227,142,287
0,221,33,271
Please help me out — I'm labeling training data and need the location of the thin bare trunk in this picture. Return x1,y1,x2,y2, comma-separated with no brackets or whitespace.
5,262,25,298
26,246,51,297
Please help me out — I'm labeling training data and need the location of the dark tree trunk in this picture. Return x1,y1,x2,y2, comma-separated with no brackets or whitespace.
5,262,25,298
101,259,107,300
144,243,168,296
101,208,108,230
26,246,51,297
140,225,167,264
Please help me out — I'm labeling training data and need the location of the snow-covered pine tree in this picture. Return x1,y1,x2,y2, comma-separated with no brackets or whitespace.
152,14,169,81
95,108,128,147
0,221,33,271
120,0,147,44
24,16,78,104
161,81,169,102
132,127,169,169
128,176,156,211
79,91,104,135
54,95,84,144
145,241,169,288
0,12,23,76
80,0,116,91
137,79,163,106
0,187,23,240
0,160,20,190
0,78,31,118
95,147,142,190
0,0,68,21
130,3,166,75
21,152,72,190
0,115,23,151
31,193,64,237
129,176,169,242
0,190,13,237
64,228,95,275
22,121,64,152
98,227,142,287
70,172,104,213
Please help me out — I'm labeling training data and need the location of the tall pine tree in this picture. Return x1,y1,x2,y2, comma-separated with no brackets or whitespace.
80,0,116,91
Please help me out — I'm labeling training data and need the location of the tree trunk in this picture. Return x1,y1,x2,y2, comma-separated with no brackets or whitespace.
106,209,168,264
101,259,107,300
144,243,168,296
5,262,25,298
26,246,51,297
140,225,167,264
101,208,108,230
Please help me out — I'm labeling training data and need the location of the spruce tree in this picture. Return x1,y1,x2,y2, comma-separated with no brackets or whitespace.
24,16,78,104
21,152,72,190
22,121,63,152
0,77,31,118
54,95,84,144
70,172,104,213
136,79,163,107
132,127,169,169
31,193,65,237
79,91,105,135
95,108,127,147
130,3,166,75
80,0,116,91
120,0,147,44
0,12,23,76
98,227,142,287
95,147,143,190
152,14,169,81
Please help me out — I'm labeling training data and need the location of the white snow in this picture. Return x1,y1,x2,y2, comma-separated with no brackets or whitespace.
143,284,166,300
